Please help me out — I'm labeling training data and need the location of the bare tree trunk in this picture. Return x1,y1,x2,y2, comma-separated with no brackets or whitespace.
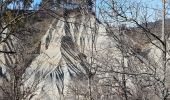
161,0,168,100
120,29,128,100
88,1,96,100
162,0,165,41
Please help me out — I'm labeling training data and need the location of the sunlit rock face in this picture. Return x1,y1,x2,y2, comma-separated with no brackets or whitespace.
24,10,116,100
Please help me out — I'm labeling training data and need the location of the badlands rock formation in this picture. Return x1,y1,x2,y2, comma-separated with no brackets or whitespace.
1,4,169,100
24,9,116,100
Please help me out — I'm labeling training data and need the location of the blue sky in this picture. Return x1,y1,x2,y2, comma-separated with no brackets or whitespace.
143,0,162,9
32,0,163,20
33,0,162,9
33,0,41,5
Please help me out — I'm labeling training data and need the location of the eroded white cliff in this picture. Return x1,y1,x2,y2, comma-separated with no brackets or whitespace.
24,10,118,100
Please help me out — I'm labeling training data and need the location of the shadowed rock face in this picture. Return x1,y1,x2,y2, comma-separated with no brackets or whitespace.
61,36,76,51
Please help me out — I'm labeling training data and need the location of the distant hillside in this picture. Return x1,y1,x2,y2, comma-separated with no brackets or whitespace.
125,19,170,46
